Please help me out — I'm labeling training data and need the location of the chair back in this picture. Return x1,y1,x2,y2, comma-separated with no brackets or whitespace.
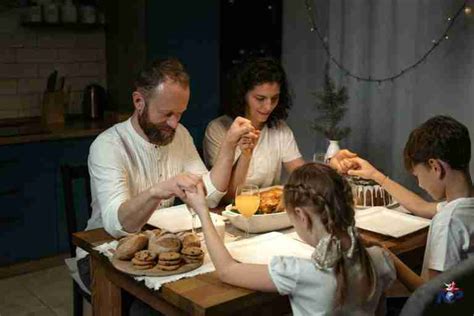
400,257,474,315
61,164,92,257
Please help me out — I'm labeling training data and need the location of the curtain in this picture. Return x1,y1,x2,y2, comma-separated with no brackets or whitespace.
283,0,474,190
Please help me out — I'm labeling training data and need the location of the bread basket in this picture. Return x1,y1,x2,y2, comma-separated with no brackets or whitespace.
222,186,292,233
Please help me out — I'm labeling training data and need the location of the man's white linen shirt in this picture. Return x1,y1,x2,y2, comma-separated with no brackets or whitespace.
85,118,225,239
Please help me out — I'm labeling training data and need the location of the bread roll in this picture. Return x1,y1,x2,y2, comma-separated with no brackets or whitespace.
144,228,162,239
148,233,181,255
115,234,148,260
181,232,201,248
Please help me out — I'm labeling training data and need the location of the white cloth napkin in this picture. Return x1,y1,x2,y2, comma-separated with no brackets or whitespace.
93,232,314,291
147,204,226,233
285,231,304,243
226,232,313,264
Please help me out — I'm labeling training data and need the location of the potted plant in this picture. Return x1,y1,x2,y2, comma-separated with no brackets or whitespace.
312,64,351,162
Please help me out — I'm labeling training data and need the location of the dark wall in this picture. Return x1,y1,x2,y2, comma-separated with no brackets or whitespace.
146,0,220,150
104,0,147,114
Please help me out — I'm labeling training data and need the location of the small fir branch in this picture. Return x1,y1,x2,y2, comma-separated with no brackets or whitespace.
312,64,351,141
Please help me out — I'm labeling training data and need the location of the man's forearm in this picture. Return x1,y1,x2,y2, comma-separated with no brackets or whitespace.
118,187,161,233
372,171,437,218
210,140,237,192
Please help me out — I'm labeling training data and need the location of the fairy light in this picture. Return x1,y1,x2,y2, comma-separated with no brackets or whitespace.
304,0,467,83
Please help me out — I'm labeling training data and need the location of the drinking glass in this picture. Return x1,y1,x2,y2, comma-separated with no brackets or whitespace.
235,184,260,238
189,207,198,234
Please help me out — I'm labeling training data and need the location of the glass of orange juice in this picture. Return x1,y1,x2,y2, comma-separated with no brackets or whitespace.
235,184,260,237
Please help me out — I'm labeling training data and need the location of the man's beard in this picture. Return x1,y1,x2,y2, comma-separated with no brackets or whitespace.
138,107,176,146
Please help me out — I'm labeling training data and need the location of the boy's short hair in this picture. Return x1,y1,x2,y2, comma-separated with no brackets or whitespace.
404,115,471,171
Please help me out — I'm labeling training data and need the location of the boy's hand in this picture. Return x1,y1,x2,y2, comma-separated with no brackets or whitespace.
182,182,209,217
346,157,382,181
359,234,388,249
329,149,358,173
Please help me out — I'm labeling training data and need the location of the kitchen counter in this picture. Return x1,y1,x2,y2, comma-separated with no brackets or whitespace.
0,114,126,146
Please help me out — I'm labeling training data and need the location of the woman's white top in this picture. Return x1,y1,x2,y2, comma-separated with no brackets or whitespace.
203,115,302,188
269,246,396,316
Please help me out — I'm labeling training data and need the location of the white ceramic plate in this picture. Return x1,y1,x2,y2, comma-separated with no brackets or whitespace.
222,204,292,233
355,207,430,238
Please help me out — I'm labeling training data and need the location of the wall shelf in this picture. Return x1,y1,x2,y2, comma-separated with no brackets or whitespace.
21,21,105,31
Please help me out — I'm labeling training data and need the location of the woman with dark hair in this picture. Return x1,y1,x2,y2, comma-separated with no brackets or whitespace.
203,57,305,199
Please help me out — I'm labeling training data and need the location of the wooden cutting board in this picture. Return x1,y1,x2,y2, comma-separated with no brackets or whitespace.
111,256,203,277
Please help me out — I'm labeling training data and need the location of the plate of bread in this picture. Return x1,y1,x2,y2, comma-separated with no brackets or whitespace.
111,229,204,276
222,186,292,233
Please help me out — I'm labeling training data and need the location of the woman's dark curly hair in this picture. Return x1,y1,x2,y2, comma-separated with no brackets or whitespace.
223,57,292,128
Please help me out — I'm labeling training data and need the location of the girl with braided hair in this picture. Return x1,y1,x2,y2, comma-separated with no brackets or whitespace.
182,162,395,315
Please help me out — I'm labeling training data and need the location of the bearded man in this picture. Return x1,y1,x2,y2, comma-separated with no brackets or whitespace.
78,58,255,260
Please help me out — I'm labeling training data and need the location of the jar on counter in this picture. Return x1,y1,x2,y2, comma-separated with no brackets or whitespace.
61,0,78,23
43,3,59,23
26,5,42,22
80,5,96,24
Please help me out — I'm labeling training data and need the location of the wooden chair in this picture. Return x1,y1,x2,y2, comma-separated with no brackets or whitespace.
61,164,92,316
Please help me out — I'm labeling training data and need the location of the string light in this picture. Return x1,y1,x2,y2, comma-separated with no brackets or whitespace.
304,0,467,83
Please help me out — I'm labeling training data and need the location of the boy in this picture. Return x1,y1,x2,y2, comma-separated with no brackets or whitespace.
346,115,474,281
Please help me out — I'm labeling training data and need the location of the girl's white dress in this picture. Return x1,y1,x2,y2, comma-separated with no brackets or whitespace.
269,246,396,316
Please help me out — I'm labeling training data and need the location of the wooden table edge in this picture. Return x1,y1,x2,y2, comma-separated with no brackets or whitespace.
72,230,280,315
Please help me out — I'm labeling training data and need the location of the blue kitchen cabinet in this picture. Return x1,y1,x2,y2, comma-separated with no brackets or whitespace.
0,136,94,265
0,142,58,265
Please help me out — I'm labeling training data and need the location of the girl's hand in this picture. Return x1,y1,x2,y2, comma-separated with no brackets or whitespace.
182,182,209,217
346,157,381,181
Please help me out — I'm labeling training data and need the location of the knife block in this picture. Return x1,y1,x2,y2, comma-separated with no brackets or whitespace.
42,91,65,125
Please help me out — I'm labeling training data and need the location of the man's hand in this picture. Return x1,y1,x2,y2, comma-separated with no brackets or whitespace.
224,116,258,146
182,182,209,217
151,173,202,200
329,149,358,173
345,157,382,181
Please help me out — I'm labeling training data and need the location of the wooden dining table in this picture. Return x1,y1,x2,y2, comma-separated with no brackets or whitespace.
72,217,428,316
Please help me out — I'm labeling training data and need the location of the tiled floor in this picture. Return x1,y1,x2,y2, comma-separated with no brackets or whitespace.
0,265,73,316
